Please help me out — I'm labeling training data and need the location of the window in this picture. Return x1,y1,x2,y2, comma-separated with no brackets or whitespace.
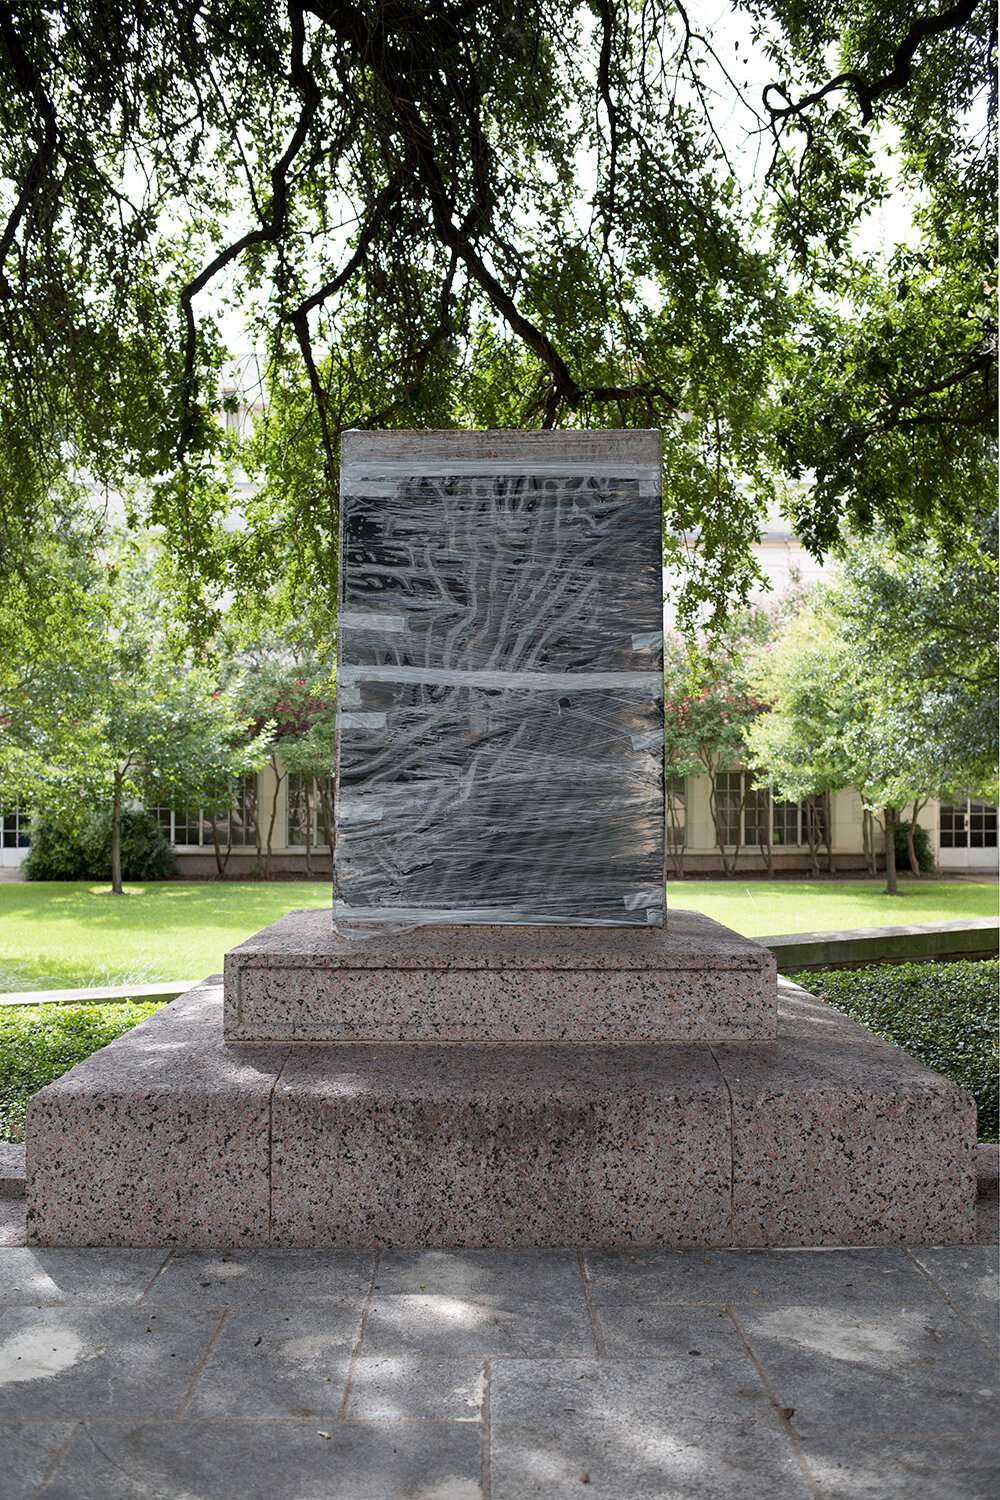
714,772,815,847
940,799,998,849
715,771,744,845
147,774,258,848
665,776,687,847
287,774,333,848
1,806,30,848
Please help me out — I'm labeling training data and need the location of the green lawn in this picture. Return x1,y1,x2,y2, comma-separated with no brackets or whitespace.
668,878,997,939
0,877,995,993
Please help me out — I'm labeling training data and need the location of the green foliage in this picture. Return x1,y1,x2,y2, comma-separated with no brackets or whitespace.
747,520,999,819
0,2,993,631
893,820,935,875
793,961,999,1143
21,813,92,883
0,1001,164,1142
23,808,178,882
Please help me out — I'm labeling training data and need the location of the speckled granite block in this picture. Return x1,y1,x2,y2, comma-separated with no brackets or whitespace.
713,979,978,1248
25,983,288,1248
23,971,976,1249
269,1042,732,1248
223,908,777,1043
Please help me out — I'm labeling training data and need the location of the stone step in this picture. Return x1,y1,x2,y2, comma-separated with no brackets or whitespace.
223,908,777,1044
25,978,975,1250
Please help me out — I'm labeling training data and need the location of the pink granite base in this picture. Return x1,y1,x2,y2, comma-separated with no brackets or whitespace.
25,979,976,1249
270,1043,730,1248
25,984,288,1249
223,908,777,1043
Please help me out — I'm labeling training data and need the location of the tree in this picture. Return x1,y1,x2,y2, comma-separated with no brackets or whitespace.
0,541,269,893
229,632,336,877
664,608,777,875
1,2,993,630
746,521,999,893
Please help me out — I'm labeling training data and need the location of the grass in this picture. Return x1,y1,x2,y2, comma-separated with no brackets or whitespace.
0,881,333,992
0,1001,164,1142
0,877,994,992
667,877,996,938
793,960,999,1143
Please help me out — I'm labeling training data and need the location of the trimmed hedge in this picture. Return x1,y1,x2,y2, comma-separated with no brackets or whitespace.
0,1001,163,1142
792,959,998,1142
23,808,176,882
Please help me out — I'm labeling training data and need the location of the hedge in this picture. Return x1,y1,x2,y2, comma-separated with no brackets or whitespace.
0,1001,163,1142
792,959,998,1142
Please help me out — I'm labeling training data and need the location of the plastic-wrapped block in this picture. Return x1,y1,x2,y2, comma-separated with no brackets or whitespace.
335,430,665,928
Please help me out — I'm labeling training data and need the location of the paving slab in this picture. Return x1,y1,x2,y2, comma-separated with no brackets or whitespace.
797,1435,1000,1500
0,1420,79,1500
183,1308,358,1418
0,1248,169,1306
583,1245,946,1305
907,1244,1000,1346
346,1355,486,1421
374,1248,584,1300
592,1302,757,1358
0,1305,222,1418
35,1418,485,1500
487,1356,813,1500
143,1248,375,1307
362,1291,597,1359
735,1303,999,1438
800,1435,1000,1499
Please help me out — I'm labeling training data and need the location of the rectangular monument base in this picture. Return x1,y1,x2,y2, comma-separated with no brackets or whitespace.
223,909,777,1043
26,980,976,1250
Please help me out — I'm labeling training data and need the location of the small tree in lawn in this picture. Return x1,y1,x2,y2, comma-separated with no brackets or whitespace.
232,640,336,878
746,611,852,877
664,620,770,877
0,544,269,893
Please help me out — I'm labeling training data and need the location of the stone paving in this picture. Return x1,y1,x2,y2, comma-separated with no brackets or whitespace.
0,1196,996,1499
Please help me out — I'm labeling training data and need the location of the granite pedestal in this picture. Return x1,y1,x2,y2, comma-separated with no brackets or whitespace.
24,913,976,1250
223,909,777,1044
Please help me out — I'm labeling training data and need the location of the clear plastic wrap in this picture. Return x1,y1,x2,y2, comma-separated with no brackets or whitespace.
334,432,665,928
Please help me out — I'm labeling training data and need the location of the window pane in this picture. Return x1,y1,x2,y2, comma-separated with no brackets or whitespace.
939,803,966,849
230,774,257,846
744,785,769,847
715,771,742,845
772,800,800,846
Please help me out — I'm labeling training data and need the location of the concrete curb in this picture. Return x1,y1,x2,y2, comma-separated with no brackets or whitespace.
761,917,998,971
0,979,201,1008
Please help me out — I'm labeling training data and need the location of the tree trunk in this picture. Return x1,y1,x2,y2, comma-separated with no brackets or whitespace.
702,754,736,876
111,770,124,895
884,804,899,895
804,796,820,878
209,808,232,878
263,754,285,879
821,793,833,874
906,797,927,880
305,778,314,878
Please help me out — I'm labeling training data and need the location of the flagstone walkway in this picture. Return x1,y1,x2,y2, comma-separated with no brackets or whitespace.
1,1194,996,1499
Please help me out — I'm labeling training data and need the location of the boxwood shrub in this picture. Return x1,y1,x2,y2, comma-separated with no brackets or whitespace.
0,1001,163,1142
792,960,998,1142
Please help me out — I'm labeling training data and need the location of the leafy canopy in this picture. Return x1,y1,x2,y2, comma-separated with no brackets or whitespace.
1,0,995,627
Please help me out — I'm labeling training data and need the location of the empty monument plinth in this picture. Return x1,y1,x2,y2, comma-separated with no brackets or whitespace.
223,908,777,1043
26,968,976,1249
